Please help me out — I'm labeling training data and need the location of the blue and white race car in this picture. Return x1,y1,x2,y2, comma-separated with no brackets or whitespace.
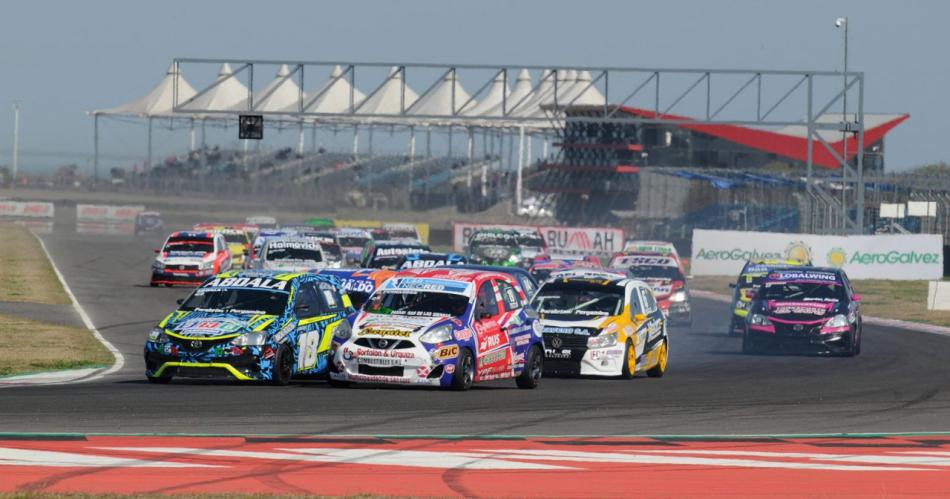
144,270,353,385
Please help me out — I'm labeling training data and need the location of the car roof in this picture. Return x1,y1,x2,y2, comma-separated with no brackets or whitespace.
170,230,214,239
394,267,512,284
373,240,429,247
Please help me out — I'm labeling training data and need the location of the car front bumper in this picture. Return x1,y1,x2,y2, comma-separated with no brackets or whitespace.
330,339,449,386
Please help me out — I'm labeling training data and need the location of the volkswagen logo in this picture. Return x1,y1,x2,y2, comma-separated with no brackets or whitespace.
377,339,389,348
190,340,203,349
551,336,563,349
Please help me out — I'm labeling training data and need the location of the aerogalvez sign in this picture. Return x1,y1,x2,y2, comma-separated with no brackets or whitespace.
452,223,624,258
691,229,943,280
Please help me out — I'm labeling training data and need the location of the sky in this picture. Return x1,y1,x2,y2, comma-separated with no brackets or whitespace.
0,0,946,173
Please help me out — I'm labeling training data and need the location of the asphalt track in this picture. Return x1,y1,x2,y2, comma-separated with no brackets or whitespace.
3,229,950,436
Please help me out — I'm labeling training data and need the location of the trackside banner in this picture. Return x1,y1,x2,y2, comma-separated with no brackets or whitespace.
691,229,943,280
76,204,144,222
452,223,624,258
0,201,54,218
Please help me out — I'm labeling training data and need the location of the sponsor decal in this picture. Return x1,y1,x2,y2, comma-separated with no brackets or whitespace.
358,328,412,338
590,349,621,360
768,271,838,282
848,250,941,265
480,349,507,365
694,248,785,261
416,366,431,378
542,326,592,336
175,318,244,335
432,345,459,360
479,332,503,351
203,277,289,291
354,348,415,360
376,247,423,257
784,241,813,264
545,348,572,359
444,363,456,374
613,255,678,268
513,334,531,346
454,329,473,341
386,278,470,294
826,247,847,268
769,301,833,315
268,241,320,250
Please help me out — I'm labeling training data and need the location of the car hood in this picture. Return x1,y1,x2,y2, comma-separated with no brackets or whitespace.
163,311,277,339
353,313,451,338
262,261,323,272
160,252,211,264
762,300,842,322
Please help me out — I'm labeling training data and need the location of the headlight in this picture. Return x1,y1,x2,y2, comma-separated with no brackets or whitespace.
825,314,849,328
152,260,165,270
670,290,687,303
748,313,772,326
231,331,266,346
420,325,453,344
333,321,352,341
148,327,169,344
587,333,618,349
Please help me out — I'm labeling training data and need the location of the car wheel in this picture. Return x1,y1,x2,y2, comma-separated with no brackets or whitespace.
515,345,542,389
647,339,668,378
450,348,475,391
270,344,294,386
842,330,858,357
742,331,756,354
620,340,636,379
147,375,171,384
149,282,157,288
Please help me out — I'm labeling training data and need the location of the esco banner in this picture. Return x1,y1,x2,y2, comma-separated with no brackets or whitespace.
691,229,943,280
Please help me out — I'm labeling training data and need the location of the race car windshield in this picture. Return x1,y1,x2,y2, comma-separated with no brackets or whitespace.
266,247,323,262
371,247,427,268
516,235,545,249
180,288,289,315
626,266,683,280
532,282,624,319
222,233,247,244
321,243,343,261
471,237,517,248
165,238,213,253
338,236,371,247
761,281,845,301
366,291,469,318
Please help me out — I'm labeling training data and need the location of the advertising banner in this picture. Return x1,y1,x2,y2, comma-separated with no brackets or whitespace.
0,201,54,218
690,229,943,280
76,204,145,222
452,223,624,258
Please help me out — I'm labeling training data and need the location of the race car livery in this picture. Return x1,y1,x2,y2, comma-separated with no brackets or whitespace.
621,240,681,266
743,267,862,356
335,228,373,265
396,252,467,270
532,273,669,378
330,268,544,390
317,268,397,311
360,240,431,269
467,229,544,268
615,255,692,325
257,237,327,272
194,224,252,268
728,259,810,335
150,231,231,287
249,229,296,268
144,270,354,384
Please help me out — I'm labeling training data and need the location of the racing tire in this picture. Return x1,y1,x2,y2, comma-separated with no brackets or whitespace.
620,340,636,379
149,282,158,288
842,330,859,358
647,339,668,378
146,375,171,384
742,331,757,354
450,348,475,391
270,344,294,386
515,345,542,389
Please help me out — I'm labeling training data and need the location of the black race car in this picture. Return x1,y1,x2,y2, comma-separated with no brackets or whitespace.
742,267,862,356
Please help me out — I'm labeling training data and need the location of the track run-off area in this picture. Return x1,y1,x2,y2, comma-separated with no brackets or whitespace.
3,228,950,496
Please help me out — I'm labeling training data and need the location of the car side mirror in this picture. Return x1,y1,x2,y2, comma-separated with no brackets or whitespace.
634,313,646,322
176,298,184,305
728,282,736,289
852,294,861,302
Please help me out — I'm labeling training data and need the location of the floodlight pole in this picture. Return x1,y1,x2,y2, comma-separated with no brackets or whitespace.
12,102,20,188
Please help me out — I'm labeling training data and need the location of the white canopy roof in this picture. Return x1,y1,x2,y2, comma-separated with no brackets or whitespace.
480,69,533,119
408,71,473,117
569,70,606,106
510,69,556,118
94,64,197,117
356,66,419,116
239,64,303,113
301,65,365,114
178,63,249,114
461,71,509,117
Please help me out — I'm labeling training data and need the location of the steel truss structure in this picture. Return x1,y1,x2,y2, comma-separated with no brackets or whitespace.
169,58,866,234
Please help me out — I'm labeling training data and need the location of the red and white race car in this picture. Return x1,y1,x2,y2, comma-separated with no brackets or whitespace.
609,252,692,326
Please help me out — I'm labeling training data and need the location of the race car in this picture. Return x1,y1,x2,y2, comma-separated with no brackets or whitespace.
622,240,681,265
467,229,544,268
292,229,344,269
531,269,669,378
134,211,164,235
193,224,252,268
360,240,431,269
529,256,602,282
249,229,295,269
742,267,862,356
728,259,810,335
396,252,467,270
329,268,545,390
612,253,692,325
256,237,327,272
369,228,391,241
317,268,397,311
381,223,421,242
144,270,354,384
335,228,374,265
150,231,231,287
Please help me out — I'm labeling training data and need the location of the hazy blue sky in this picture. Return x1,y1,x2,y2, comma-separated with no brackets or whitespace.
0,0,946,172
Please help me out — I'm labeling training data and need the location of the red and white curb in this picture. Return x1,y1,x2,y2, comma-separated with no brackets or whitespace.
3,435,950,496
690,289,950,337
